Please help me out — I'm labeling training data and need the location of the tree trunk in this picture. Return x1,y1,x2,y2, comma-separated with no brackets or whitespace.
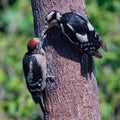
31,0,101,120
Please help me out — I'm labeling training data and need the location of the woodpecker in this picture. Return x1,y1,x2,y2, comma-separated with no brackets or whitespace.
45,10,62,28
23,37,51,115
45,10,107,58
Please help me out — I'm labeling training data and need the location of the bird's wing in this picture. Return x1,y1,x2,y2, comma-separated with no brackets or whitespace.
61,12,92,43
23,53,43,103
23,54,43,84
62,12,89,33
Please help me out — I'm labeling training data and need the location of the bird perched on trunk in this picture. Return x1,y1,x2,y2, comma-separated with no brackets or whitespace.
23,37,54,115
45,10,107,58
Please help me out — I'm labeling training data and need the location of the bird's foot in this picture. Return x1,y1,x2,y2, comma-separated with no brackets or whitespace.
46,75,55,83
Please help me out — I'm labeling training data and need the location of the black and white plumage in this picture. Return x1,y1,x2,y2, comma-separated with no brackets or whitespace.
45,10,107,58
45,10,62,28
23,38,47,114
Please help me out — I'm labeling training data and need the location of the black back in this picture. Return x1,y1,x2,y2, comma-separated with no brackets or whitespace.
60,12,88,34
60,12,101,51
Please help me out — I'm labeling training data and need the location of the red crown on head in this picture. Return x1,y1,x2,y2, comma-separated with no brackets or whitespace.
27,38,40,52
27,38,39,48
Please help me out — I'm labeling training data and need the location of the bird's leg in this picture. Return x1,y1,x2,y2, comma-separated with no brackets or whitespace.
46,74,57,89
38,97,46,118
46,74,55,83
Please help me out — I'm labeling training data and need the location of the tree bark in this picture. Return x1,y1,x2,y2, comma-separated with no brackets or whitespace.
31,0,101,120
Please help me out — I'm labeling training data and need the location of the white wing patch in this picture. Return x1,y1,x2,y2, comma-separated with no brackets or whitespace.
60,24,76,44
67,23,75,31
76,33,88,43
87,22,94,31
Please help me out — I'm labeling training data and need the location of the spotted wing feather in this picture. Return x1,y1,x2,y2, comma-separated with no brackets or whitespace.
23,53,43,103
60,12,107,53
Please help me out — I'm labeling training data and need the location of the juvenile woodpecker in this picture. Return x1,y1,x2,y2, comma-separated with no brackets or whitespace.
45,10,62,28
45,10,107,58
23,38,48,114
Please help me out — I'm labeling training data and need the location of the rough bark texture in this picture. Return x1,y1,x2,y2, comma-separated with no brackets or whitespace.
31,0,101,120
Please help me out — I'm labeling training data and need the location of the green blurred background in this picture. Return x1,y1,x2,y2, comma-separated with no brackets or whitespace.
0,0,120,120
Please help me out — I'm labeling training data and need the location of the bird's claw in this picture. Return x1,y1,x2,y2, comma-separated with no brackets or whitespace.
46,75,55,83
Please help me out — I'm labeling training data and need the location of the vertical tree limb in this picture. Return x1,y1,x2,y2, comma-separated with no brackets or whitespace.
31,0,101,120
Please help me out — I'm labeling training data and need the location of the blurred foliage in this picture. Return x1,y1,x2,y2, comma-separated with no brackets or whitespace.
86,0,120,120
0,0,120,120
0,0,42,120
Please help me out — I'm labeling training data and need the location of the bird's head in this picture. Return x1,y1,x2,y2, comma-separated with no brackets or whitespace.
27,37,42,53
45,10,62,27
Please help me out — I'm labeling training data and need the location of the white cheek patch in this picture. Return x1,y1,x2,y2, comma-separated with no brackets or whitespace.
56,13,62,20
67,23,75,32
47,11,55,21
87,22,94,31
76,33,88,43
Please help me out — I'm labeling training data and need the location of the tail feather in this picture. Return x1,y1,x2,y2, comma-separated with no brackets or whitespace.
101,41,107,52
32,94,39,103
88,50,103,58
32,94,46,115
94,51,103,58
38,97,46,115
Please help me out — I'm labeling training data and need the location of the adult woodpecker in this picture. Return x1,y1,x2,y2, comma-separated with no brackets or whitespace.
23,38,50,115
45,10,107,58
